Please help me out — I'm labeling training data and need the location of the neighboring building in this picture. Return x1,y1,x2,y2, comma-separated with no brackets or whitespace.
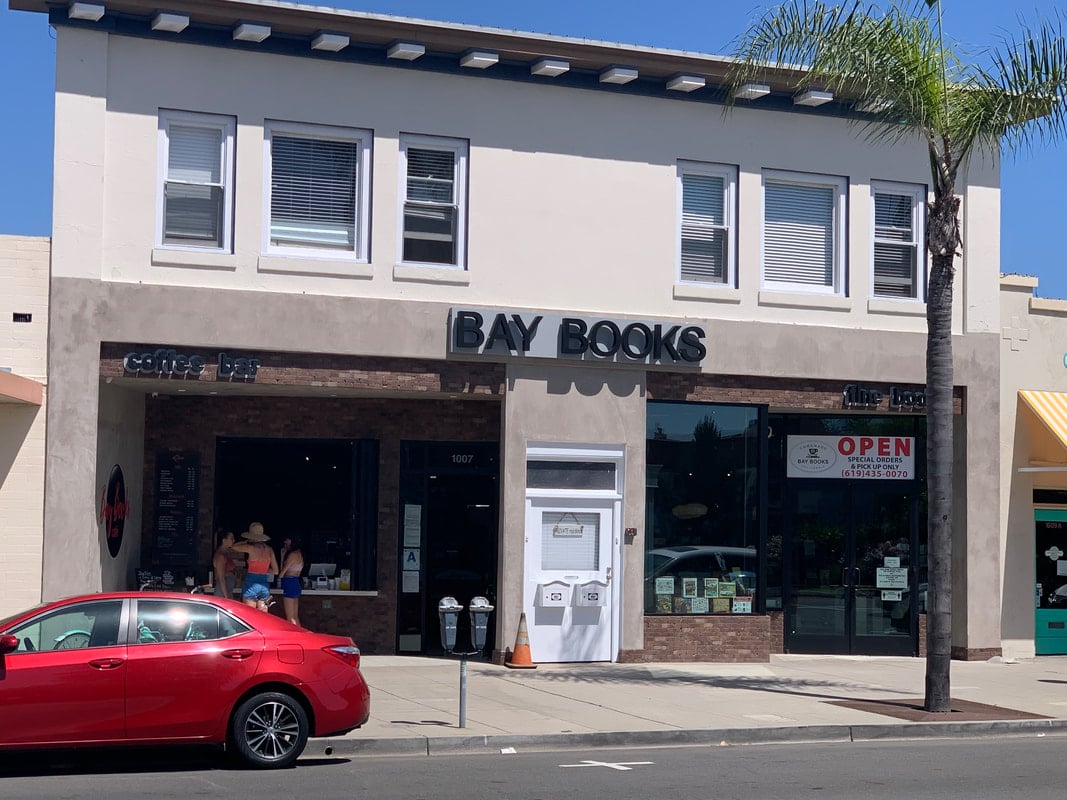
0,234,49,618
13,0,1003,661
1001,275,1067,660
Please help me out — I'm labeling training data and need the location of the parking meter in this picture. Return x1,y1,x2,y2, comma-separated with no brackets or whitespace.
438,596,464,653
468,596,495,653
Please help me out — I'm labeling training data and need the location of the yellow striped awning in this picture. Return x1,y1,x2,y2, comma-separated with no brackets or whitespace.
1020,391,1067,462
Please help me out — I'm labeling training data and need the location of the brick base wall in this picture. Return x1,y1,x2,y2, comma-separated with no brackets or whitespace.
619,614,774,663
617,610,923,663
951,645,1001,660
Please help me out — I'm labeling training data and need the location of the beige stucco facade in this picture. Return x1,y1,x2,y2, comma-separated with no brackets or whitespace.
20,0,1007,659
0,234,49,618
999,276,1067,659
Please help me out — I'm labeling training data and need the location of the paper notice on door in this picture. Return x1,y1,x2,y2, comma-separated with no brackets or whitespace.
403,504,422,547
1057,560,1067,576
876,567,908,589
402,572,419,593
881,590,903,601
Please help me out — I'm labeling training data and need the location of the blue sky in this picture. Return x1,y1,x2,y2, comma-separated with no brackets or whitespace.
3,1,1066,296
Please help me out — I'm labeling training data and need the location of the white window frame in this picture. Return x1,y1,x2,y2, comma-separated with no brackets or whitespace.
156,110,235,253
525,444,624,501
676,161,737,287
761,169,847,295
397,134,468,270
870,180,926,301
262,120,372,262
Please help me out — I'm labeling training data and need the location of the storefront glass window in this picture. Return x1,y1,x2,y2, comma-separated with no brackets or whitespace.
763,414,927,620
213,437,379,591
645,402,762,615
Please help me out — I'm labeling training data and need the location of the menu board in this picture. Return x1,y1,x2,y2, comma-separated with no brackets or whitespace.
153,452,199,564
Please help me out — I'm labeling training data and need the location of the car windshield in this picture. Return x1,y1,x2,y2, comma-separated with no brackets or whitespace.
646,553,673,574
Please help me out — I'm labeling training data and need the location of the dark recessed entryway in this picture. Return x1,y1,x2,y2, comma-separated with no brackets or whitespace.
397,442,499,656
213,437,377,588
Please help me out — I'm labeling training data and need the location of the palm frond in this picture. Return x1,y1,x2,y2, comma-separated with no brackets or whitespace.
974,12,1067,153
727,0,1067,189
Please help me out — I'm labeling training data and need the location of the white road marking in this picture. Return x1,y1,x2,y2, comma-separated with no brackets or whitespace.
559,760,654,771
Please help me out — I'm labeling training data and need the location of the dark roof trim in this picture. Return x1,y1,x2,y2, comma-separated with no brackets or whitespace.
24,0,866,115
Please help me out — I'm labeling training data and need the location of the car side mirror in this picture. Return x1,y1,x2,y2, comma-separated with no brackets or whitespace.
0,634,18,655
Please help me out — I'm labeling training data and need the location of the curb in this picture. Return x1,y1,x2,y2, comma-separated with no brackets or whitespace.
314,718,1067,758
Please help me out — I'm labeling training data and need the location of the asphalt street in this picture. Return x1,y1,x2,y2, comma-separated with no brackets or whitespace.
3,736,1067,799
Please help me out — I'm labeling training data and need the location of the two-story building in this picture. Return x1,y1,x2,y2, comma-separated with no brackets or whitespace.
14,0,1003,661
0,235,49,619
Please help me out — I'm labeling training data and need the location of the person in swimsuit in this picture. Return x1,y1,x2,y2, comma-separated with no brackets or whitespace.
231,522,278,611
212,531,237,598
278,535,304,626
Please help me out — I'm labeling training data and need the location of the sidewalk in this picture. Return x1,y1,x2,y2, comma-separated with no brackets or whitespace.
318,654,1067,757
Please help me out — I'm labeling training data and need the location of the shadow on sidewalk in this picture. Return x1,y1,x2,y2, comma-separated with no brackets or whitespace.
479,664,913,704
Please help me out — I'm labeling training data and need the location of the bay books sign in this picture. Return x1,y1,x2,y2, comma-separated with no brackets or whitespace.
449,308,706,365
787,435,915,480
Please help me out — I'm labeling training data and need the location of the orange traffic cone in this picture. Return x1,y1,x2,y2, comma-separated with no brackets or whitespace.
504,612,537,669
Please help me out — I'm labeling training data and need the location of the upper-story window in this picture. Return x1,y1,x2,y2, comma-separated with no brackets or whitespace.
762,170,847,295
157,110,235,252
872,181,926,300
398,134,468,269
264,121,372,260
678,161,737,286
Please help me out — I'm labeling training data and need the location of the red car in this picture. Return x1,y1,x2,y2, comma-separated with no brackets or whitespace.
0,592,370,768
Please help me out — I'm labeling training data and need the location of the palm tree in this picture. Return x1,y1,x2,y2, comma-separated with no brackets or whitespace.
726,0,1067,711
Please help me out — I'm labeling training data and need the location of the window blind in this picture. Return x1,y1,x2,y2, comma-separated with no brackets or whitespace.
873,192,917,297
163,184,223,245
540,512,600,571
764,182,835,287
680,174,727,283
404,147,457,264
270,135,358,249
164,124,225,247
406,148,455,204
168,125,222,184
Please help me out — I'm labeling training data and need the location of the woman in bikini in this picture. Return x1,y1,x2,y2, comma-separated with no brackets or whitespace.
278,535,304,626
211,530,237,598
231,522,278,611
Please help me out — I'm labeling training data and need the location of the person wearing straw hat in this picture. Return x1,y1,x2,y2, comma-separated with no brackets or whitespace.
231,522,278,611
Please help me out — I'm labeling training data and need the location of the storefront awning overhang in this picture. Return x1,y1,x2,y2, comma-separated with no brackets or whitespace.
1019,390,1067,470
0,370,44,406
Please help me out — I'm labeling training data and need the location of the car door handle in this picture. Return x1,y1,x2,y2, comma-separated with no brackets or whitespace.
221,649,254,660
88,658,124,670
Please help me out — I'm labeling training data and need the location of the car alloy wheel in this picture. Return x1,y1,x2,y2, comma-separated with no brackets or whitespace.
231,691,308,769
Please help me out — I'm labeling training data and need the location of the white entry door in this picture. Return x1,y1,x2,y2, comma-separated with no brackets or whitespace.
523,497,617,662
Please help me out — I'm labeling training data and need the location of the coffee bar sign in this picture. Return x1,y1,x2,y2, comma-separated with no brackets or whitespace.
123,348,260,380
450,308,706,365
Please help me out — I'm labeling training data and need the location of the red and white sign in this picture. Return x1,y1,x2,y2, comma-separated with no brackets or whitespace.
786,435,915,480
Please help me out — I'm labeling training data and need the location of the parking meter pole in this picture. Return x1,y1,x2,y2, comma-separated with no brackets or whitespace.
459,657,468,728
439,595,493,731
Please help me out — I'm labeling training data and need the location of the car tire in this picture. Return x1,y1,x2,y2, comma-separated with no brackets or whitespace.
230,691,308,769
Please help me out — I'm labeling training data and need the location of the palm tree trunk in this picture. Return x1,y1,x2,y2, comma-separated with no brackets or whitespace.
924,195,958,713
